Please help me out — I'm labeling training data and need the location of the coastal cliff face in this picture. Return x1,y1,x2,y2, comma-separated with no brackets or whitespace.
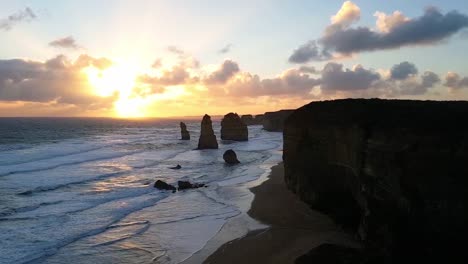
221,113,248,141
283,99,468,261
262,110,294,132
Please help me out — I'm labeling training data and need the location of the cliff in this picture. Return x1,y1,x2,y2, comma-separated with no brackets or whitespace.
262,110,294,132
283,99,468,262
221,113,248,141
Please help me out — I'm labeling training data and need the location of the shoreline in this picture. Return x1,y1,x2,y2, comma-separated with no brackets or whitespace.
185,163,359,264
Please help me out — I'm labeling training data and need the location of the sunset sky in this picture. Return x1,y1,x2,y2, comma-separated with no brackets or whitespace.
1,0,468,117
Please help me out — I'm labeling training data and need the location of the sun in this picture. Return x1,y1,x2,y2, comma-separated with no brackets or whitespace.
84,62,149,118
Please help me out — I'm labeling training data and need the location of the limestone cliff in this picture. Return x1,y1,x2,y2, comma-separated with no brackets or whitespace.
221,113,248,141
283,99,468,262
263,110,293,132
197,114,218,149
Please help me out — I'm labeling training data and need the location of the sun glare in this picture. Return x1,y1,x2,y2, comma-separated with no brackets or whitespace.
84,62,150,118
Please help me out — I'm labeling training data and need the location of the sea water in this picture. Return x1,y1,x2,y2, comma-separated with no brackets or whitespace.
0,118,282,264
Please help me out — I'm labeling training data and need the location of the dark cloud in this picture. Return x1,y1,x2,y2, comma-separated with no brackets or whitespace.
0,55,114,106
167,46,185,55
444,72,468,90
288,41,330,63
0,7,36,31
49,36,80,49
205,60,240,84
218,44,233,54
290,6,468,63
398,71,440,95
224,69,320,97
321,63,380,91
298,66,318,74
390,61,418,80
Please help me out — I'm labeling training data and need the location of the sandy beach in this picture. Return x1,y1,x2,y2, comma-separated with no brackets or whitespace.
187,163,359,264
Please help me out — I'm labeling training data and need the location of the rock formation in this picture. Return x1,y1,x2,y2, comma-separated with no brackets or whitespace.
197,114,218,149
241,115,254,125
253,114,264,125
223,149,240,164
262,110,293,131
177,180,206,190
180,122,190,140
283,99,468,262
154,180,176,192
221,113,248,141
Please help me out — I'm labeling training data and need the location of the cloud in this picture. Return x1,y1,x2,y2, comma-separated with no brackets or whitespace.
218,44,233,54
374,11,410,33
49,36,80,49
298,66,318,74
222,68,321,98
205,59,240,84
290,3,468,63
390,61,418,80
288,41,330,63
444,72,468,90
331,1,361,28
0,7,36,31
167,46,185,55
321,63,380,91
0,55,114,106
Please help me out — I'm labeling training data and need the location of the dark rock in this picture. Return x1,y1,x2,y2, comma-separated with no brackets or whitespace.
170,164,181,170
154,180,176,192
263,110,294,131
221,113,248,141
180,122,190,140
223,149,240,164
177,180,205,190
253,114,264,124
283,98,468,262
197,114,218,149
296,244,371,264
241,115,254,125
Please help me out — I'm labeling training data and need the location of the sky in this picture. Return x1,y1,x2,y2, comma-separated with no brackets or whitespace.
1,0,468,117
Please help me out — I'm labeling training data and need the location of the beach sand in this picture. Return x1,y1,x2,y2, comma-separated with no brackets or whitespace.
185,163,360,264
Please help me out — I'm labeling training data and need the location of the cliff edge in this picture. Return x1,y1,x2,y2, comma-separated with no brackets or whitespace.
283,99,468,262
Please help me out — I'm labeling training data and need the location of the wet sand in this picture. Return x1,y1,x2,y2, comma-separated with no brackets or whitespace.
189,163,359,264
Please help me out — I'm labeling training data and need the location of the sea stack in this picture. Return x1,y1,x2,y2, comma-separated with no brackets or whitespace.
221,113,248,141
197,114,218,149
180,122,190,140
223,149,240,164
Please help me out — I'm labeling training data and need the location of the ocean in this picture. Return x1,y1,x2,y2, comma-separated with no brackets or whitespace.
0,118,283,264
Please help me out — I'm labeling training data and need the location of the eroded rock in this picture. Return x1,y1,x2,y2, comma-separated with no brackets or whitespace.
197,114,218,149
177,180,206,190
223,149,240,164
284,98,468,262
154,180,176,192
180,122,190,140
221,113,248,141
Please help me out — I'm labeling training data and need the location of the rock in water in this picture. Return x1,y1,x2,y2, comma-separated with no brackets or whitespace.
154,180,176,192
241,114,254,125
180,122,190,140
177,180,205,190
283,98,468,262
221,113,248,141
223,149,240,164
197,114,218,149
